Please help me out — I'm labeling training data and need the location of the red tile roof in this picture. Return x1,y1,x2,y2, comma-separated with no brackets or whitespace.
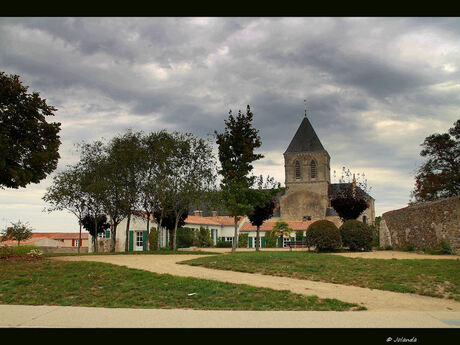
184,215,222,226
240,220,314,232
185,215,245,226
30,233,89,240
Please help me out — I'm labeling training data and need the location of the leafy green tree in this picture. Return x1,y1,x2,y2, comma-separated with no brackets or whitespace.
272,221,293,246
411,119,460,203
165,132,216,250
76,141,107,252
238,233,249,248
1,220,33,247
81,214,110,248
0,72,61,189
154,207,187,248
43,166,88,253
215,105,263,253
247,175,282,251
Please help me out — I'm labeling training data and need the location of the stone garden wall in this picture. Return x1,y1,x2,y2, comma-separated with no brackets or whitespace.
380,196,460,254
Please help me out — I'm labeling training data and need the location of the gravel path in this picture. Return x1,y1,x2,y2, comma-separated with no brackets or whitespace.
54,254,460,312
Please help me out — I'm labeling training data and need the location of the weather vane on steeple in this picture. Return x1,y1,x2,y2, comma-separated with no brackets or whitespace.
304,99,307,117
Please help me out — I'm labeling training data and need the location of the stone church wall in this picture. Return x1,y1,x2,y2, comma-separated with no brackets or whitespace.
380,196,460,254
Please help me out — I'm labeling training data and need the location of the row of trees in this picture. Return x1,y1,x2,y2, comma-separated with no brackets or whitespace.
43,130,217,252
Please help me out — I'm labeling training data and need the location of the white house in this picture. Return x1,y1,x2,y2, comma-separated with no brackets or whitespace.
89,211,248,252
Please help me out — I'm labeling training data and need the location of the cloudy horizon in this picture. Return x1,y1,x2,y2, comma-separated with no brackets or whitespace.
1,17,459,233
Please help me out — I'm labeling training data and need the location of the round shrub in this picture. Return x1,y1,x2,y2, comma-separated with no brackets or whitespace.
339,220,373,252
305,220,342,252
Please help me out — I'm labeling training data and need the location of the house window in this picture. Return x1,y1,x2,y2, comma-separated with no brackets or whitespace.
74,239,79,247
98,232,105,238
136,231,143,247
311,160,317,178
363,215,367,224
295,160,301,180
225,237,234,243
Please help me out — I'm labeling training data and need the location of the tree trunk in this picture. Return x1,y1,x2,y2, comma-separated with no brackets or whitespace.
256,225,260,252
157,210,164,250
146,212,150,251
111,222,117,252
78,220,82,254
173,216,180,251
232,216,238,253
125,212,131,252
94,216,98,253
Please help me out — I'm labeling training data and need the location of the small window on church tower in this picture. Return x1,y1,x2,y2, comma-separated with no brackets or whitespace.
311,160,317,178
295,160,301,180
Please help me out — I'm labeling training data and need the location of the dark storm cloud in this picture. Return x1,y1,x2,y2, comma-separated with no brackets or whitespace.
0,17,459,230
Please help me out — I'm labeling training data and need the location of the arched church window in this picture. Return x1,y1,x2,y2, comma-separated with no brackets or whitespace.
311,160,317,178
295,160,301,180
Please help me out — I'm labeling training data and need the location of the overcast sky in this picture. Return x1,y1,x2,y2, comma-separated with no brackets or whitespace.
1,17,459,232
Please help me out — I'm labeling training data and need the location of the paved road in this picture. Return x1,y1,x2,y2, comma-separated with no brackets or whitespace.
1,305,460,328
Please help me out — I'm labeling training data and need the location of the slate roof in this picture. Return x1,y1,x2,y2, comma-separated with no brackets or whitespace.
284,116,326,154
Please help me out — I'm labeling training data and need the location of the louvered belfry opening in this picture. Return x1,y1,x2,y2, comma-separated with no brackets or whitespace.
295,160,301,180
311,159,317,179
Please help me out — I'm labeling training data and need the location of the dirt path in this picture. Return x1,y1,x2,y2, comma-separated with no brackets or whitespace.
54,254,460,312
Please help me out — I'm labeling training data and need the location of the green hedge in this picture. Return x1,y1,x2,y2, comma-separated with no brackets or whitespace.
176,227,196,248
238,233,249,248
264,231,277,248
339,220,372,252
305,220,342,252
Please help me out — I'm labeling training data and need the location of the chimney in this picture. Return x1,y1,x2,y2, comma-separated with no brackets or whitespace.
212,211,217,217
352,174,357,194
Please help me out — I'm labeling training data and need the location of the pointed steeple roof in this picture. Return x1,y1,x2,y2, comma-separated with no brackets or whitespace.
284,116,326,154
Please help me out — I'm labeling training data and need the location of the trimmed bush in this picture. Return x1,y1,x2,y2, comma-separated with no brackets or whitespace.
295,231,304,241
422,240,454,255
0,246,13,259
264,231,277,248
148,227,159,251
306,220,342,252
340,220,373,252
238,233,249,248
216,239,232,248
176,227,195,248
198,227,213,248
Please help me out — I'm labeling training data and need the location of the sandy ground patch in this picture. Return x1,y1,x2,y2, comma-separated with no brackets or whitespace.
54,254,460,312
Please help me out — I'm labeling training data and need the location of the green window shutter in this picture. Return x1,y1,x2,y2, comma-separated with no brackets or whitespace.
211,229,214,242
221,237,225,242
166,230,169,247
128,231,133,251
277,237,281,247
105,230,110,239
143,231,148,251
248,237,253,248
303,236,306,242
261,237,266,248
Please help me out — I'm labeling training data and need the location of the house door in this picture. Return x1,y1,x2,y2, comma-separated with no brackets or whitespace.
135,231,144,251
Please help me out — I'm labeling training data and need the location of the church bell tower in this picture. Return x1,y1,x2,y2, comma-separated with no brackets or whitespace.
280,111,331,221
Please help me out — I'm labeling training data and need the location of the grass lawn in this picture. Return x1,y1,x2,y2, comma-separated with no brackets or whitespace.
0,259,363,311
181,251,460,301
